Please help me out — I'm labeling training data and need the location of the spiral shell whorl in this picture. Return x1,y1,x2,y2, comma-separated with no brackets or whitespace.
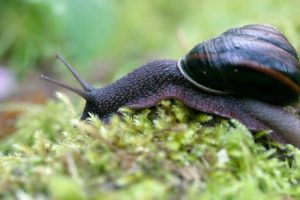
179,24,300,105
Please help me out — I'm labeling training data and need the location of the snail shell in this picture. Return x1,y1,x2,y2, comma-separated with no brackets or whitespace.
178,24,300,105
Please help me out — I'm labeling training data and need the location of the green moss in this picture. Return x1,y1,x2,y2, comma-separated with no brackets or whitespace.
0,93,300,199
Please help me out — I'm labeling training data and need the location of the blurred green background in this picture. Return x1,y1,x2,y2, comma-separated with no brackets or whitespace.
0,0,300,99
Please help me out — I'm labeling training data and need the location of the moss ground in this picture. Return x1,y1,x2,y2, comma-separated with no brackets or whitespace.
0,93,300,199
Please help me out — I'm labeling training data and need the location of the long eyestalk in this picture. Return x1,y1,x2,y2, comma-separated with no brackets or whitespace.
55,55,91,91
40,55,93,99
40,74,89,99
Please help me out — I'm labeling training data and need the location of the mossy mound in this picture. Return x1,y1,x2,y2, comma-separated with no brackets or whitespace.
0,93,300,199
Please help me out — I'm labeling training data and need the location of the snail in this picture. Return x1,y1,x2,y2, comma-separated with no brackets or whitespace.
40,24,300,148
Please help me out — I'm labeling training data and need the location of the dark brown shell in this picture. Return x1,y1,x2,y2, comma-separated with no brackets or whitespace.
178,24,300,105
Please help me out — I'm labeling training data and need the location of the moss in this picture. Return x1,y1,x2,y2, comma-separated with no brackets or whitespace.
0,93,300,199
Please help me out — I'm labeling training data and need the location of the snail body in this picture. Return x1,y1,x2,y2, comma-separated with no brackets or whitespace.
41,24,300,148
